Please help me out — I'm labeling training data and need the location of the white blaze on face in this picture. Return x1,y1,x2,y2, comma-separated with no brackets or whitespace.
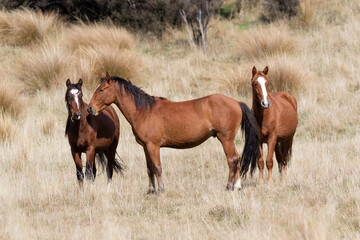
257,76,269,105
70,89,80,109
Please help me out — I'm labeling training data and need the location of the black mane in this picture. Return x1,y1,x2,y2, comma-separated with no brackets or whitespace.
104,76,163,111
65,117,70,136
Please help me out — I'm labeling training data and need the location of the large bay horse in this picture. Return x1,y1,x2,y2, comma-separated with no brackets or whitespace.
250,66,298,184
87,73,260,194
65,79,124,185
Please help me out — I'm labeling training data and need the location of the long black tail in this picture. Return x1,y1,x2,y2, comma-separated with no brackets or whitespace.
239,102,261,178
113,151,125,175
96,152,125,175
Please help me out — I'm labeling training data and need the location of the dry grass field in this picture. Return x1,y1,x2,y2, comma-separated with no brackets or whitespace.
1,0,360,239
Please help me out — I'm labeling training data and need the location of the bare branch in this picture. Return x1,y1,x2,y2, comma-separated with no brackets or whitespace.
197,9,207,52
180,9,196,49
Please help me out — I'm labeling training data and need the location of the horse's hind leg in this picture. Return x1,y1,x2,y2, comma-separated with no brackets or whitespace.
275,143,283,175
282,136,294,182
218,136,240,191
71,150,84,185
106,143,117,185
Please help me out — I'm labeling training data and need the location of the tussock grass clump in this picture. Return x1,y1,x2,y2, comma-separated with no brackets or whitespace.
75,46,142,88
0,9,62,46
0,81,24,118
0,114,14,141
215,64,253,96
15,43,71,92
261,54,311,94
64,23,135,53
237,22,298,59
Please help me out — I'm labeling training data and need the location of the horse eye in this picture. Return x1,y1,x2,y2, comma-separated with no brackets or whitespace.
100,89,104,92
254,83,258,87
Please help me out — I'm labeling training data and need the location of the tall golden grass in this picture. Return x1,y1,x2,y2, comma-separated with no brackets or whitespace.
74,46,142,88
237,22,299,59
0,3,360,239
63,23,135,53
0,9,62,46
0,80,24,118
15,42,71,91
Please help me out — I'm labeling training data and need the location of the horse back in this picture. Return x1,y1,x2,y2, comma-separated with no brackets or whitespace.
271,92,297,112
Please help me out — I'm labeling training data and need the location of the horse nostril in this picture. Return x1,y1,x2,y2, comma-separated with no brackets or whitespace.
261,101,265,106
87,107,92,114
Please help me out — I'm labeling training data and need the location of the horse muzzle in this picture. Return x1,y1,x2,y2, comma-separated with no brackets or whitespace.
87,106,97,116
261,100,271,109
72,112,81,120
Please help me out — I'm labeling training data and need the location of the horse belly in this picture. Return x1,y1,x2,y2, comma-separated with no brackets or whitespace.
161,124,214,149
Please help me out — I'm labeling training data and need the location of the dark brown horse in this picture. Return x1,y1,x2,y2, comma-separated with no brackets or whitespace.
250,66,298,184
87,72,260,194
65,79,124,185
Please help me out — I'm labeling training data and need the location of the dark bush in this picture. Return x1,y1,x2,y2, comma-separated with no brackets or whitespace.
220,0,241,19
261,0,299,22
0,0,223,36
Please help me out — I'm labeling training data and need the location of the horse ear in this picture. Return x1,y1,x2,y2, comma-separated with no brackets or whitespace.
252,66,257,77
66,79,71,87
78,79,83,87
263,66,269,75
106,72,111,83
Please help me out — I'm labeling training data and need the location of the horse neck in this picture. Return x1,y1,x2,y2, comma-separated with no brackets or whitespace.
113,85,141,125
252,92,275,125
252,93,265,124
68,99,90,130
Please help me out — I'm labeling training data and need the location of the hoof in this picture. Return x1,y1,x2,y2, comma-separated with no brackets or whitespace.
146,189,156,195
258,178,264,186
234,179,242,190
225,184,234,191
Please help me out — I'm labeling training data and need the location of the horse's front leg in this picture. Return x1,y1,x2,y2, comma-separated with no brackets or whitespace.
71,150,83,185
145,143,164,193
266,136,277,184
144,147,156,194
258,145,264,185
85,146,96,182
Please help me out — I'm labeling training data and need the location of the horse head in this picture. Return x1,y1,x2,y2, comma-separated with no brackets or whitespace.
251,66,271,109
88,72,117,116
65,79,84,121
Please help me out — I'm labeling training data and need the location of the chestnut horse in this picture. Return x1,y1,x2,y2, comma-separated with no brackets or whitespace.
65,79,124,185
87,73,260,194
250,66,298,184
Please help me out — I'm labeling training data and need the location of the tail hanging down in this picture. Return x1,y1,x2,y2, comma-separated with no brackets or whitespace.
239,102,261,177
